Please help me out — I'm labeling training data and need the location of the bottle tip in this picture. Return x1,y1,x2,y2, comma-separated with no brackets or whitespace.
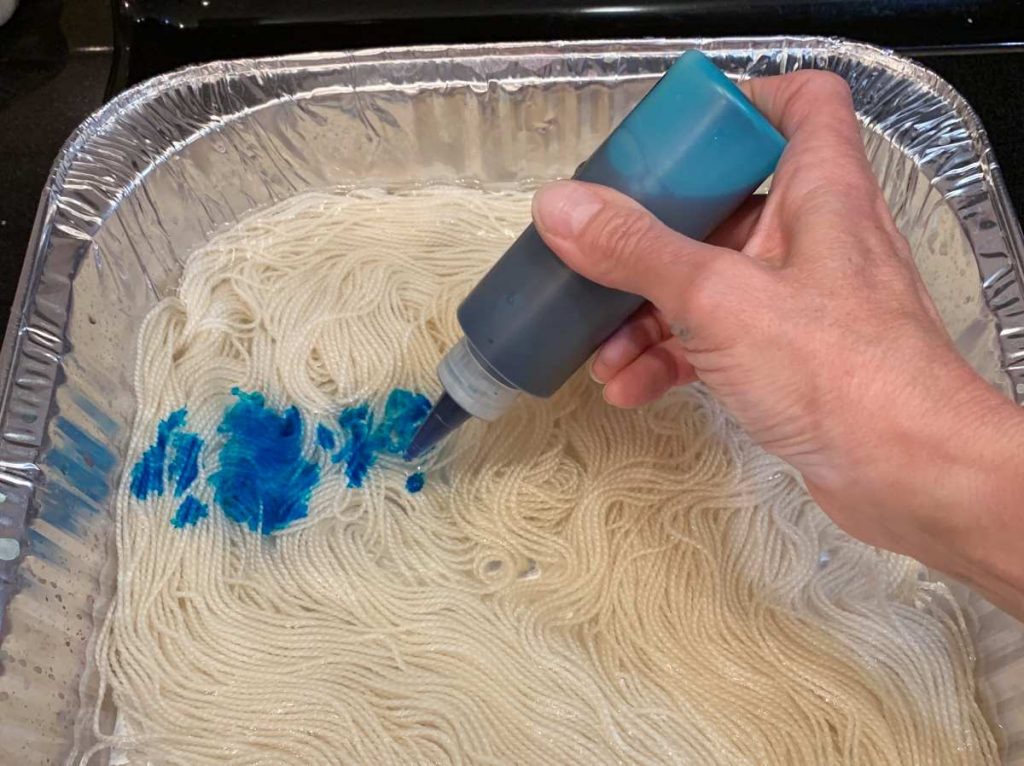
404,391,472,461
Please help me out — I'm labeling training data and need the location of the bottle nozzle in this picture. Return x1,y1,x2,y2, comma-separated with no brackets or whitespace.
404,392,471,460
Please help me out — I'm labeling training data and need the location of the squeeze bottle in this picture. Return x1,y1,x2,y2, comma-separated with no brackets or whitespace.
406,51,786,459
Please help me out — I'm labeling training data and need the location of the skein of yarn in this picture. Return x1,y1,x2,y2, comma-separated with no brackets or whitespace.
84,188,997,765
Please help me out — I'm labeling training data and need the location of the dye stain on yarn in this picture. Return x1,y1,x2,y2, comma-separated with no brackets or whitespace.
130,409,204,500
168,432,202,497
209,388,320,535
333,389,431,488
142,388,429,534
171,496,209,528
316,424,336,451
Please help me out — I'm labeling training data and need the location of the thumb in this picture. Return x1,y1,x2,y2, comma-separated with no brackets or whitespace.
532,181,745,319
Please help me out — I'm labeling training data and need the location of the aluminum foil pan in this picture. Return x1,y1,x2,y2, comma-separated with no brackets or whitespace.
1,37,1022,765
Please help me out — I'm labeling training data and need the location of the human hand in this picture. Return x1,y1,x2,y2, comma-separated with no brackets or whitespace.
532,70,1024,617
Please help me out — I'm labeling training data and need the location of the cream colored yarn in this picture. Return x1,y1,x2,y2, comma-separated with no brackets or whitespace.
84,188,998,765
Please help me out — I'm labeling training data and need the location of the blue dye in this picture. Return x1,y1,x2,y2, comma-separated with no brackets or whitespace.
334,404,376,487
138,387,429,535
316,424,336,451
208,388,320,535
168,431,203,497
38,479,106,537
48,415,117,504
378,389,432,454
70,392,121,437
171,496,208,528
49,448,109,503
55,416,117,473
27,527,65,566
38,484,90,535
405,472,425,493
129,408,187,500
333,389,431,488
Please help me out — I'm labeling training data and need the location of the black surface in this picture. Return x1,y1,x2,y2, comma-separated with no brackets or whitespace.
0,0,112,333
113,0,1024,87
1,0,1023,336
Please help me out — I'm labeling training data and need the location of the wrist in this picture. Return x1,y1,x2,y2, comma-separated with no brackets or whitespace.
954,391,1024,615
807,364,1024,619
908,377,1024,617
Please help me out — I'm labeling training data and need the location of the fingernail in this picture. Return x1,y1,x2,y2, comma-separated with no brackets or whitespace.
602,384,627,408
596,335,631,371
588,360,606,384
533,181,603,238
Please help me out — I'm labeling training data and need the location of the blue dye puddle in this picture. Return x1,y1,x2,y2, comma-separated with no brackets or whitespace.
135,388,430,535
209,389,321,535
405,472,425,493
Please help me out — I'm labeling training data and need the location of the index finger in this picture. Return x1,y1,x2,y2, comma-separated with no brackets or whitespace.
739,70,861,144
739,70,880,202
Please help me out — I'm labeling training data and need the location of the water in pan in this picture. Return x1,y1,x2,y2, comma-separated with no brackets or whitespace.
43,183,993,764
0,140,1016,766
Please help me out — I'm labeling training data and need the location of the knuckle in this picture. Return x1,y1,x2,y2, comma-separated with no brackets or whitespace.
780,70,856,131
793,69,852,103
680,256,736,318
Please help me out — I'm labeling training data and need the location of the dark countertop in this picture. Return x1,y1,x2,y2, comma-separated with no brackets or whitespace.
0,0,112,329
1,0,1023,337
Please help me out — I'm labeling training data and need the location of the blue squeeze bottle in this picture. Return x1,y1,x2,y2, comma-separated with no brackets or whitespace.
406,51,786,458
